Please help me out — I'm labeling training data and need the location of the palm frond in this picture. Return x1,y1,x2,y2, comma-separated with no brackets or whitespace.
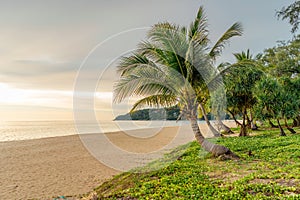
113,63,186,103
138,41,187,74
216,62,231,71
233,49,253,61
144,25,189,77
206,73,225,92
117,53,156,76
188,6,209,44
131,94,177,112
209,22,243,60
186,41,214,83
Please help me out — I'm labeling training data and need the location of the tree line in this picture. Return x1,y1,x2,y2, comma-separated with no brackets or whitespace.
217,36,300,137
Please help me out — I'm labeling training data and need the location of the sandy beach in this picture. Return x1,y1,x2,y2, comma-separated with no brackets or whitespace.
0,134,118,199
0,121,236,199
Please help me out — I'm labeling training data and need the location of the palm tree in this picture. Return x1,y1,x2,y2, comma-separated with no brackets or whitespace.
114,6,241,157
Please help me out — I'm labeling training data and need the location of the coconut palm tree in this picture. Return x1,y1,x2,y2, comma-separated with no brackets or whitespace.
114,6,242,157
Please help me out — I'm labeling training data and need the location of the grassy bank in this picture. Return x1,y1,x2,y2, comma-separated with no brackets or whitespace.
82,127,300,199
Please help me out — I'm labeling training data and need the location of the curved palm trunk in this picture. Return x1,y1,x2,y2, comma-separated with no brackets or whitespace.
199,103,221,137
216,115,234,134
190,117,239,159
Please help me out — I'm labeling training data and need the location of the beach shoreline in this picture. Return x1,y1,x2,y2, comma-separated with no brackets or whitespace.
0,133,119,200
0,121,237,199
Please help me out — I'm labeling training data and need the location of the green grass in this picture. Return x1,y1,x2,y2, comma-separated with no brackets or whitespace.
83,127,300,200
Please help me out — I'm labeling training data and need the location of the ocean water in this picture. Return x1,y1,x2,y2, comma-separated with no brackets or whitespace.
0,120,189,142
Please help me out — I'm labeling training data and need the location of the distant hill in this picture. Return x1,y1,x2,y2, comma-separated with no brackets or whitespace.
114,106,181,120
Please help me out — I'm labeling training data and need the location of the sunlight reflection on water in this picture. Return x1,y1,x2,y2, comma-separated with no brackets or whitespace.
0,120,191,141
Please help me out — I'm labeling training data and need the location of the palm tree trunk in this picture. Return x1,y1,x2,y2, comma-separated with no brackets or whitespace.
216,114,234,134
189,117,239,159
277,119,286,136
199,103,221,137
190,117,205,144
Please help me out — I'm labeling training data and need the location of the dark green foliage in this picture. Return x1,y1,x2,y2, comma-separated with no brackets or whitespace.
114,106,181,120
222,50,264,136
254,76,300,135
261,35,300,77
225,63,263,110
254,77,282,121
258,36,300,131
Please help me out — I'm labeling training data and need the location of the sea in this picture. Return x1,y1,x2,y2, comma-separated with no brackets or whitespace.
0,120,190,142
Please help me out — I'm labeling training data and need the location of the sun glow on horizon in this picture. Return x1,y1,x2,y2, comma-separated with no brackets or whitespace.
0,83,73,108
0,83,124,121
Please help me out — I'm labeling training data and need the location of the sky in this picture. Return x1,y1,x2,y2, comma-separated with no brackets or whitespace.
0,0,295,121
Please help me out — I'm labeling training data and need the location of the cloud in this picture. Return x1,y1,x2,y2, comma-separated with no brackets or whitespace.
0,83,73,108
0,0,294,121
4,58,75,76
